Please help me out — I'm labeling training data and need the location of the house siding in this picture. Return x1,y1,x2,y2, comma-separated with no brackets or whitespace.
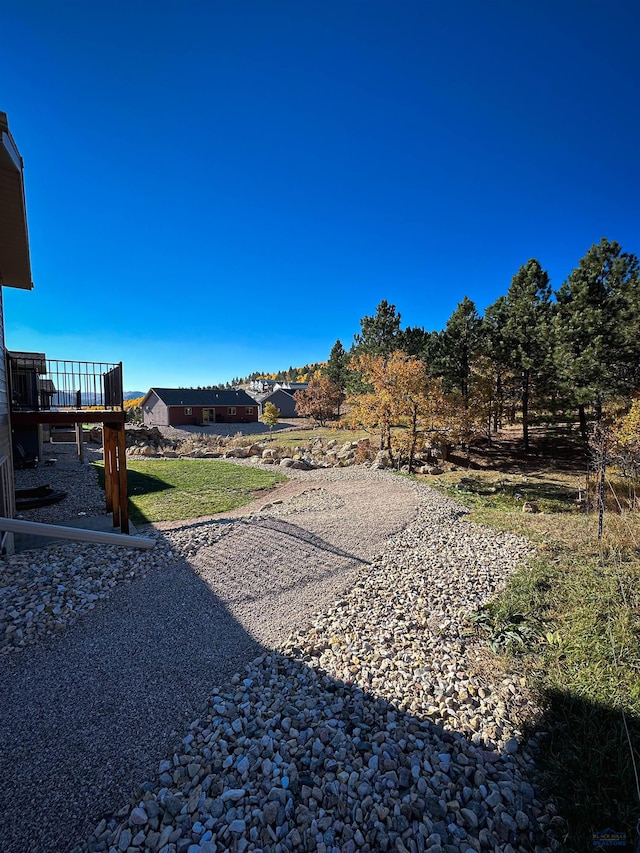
0,288,15,518
168,405,258,425
142,395,259,427
143,393,169,426
259,389,299,419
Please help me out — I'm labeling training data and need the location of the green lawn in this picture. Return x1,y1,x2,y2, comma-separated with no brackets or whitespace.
94,459,287,525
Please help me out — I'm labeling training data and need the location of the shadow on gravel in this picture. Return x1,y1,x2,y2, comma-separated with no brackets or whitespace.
0,542,269,853
238,516,372,564
0,513,373,853
69,647,566,853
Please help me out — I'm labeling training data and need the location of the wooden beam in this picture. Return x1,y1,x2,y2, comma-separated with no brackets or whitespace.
116,422,129,535
103,423,113,513
109,425,121,529
0,516,154,549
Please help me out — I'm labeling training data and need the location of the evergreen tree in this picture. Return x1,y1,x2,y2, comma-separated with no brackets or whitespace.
480,295,513,432
502,259,553,451
325,340,349,389
554,238,640,437
352,299,401,357
440,296,483,402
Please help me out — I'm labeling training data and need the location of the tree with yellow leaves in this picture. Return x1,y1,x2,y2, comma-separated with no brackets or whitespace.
348,351,447,472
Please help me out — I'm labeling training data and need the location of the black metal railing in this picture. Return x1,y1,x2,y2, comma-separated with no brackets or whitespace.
8,357,123,412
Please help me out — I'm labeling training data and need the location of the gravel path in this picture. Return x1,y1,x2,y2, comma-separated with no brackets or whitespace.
0,467,419,853
73,484,563,853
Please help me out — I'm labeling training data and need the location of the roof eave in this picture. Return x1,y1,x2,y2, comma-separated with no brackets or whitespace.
0,112,34,291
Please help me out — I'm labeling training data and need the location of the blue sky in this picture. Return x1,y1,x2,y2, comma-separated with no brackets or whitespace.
3,0,639,392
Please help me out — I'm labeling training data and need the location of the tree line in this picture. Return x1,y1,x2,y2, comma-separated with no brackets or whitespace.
297,238,640,460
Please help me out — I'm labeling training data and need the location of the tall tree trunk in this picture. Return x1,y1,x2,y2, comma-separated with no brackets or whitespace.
408,404,418,473
578,404,588,441
522,370,530,452
493,374,502,432
594,397,602,423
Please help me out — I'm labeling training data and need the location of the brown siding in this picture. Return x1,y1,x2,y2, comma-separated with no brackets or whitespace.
167,405,259,425
0,287,15,517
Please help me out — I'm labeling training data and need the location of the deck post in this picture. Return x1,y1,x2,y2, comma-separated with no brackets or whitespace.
103,424,113,514
75,423,85,463
116,422,129,534
108,425,121,529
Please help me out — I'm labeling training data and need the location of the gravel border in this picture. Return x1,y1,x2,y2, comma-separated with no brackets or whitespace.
0,467,420,853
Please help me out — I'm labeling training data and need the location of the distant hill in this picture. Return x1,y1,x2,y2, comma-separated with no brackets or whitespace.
124,391,145,400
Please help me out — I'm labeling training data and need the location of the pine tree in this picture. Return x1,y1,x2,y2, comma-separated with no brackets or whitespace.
502,259,553,451
352,299,401,357
326,340,348,387
555,238,640,437
440,296,482,402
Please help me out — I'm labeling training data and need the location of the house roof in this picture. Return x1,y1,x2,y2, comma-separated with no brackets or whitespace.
0,112,33,290
143,387,258,407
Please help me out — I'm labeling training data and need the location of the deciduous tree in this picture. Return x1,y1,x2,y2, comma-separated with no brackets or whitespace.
261,401,280,437
295,376,343,425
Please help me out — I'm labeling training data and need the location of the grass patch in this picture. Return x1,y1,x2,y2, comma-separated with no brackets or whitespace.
451,466,640,851
94,459,287,525
264,425,373,449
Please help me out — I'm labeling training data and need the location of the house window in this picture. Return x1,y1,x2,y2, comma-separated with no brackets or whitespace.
245,407,254,414
228,407,236,415
184,407,192,415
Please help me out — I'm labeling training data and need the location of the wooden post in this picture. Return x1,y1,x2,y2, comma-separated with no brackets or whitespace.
110,426,120,530
116,422,129,534
103,424,113,514
75,423,85,463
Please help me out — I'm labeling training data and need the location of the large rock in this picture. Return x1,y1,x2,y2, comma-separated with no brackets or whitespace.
125,426,165,449
224,446,252,458
374,450,392,468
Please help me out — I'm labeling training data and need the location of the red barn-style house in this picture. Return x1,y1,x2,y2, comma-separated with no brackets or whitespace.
141,388,259,426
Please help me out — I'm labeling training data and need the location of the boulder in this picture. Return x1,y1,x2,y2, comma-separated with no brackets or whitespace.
374,450,392,468
225,446,252,458
279,458,295,467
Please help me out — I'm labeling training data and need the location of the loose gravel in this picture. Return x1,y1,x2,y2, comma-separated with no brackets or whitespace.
2,452,563,853
0,464,421,853
70,485,563,853
14,442,106,524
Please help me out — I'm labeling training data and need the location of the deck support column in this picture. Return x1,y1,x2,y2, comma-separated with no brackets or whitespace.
103,424,114,514
75,423,85,463
116,422,129,534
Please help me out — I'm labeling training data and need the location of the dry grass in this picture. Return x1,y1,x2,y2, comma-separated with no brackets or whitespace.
425,427,640,852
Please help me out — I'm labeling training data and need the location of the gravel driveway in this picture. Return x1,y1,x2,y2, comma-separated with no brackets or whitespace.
0,467,419,853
